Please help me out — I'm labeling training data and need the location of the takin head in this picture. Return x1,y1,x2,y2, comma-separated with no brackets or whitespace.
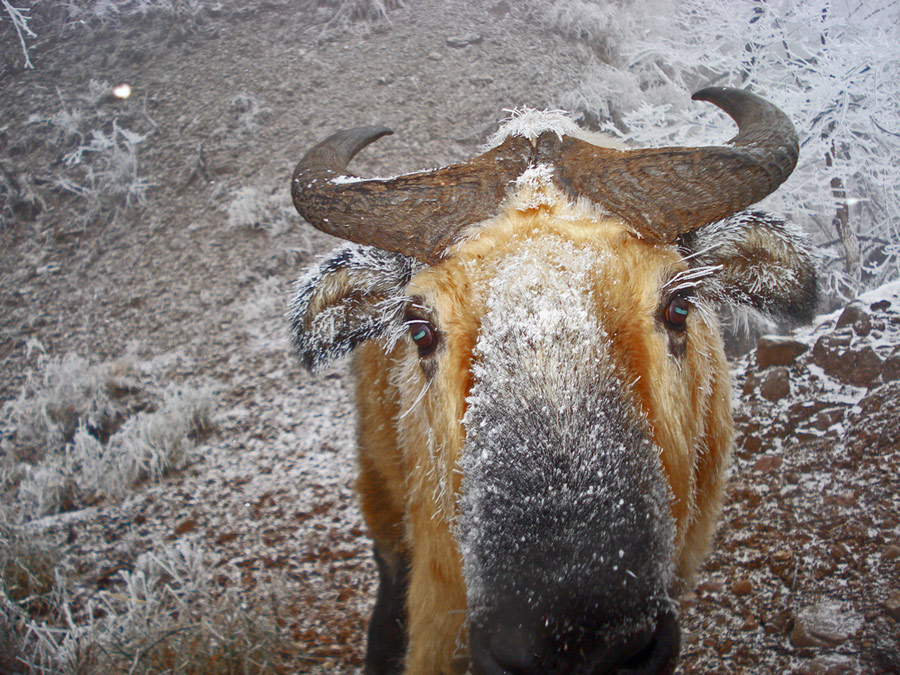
287,88,817,675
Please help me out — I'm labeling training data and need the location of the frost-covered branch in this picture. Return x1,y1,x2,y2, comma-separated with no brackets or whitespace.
2,0,36,69
557,0,900,305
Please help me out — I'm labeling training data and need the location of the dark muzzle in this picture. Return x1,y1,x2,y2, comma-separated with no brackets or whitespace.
459,338,679,674
470,607,679,675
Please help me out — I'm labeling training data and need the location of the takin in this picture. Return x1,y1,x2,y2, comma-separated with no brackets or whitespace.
287,87,817,675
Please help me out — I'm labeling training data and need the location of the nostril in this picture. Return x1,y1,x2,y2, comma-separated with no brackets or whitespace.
490,629,539,675
618,611,680,675
470,621,540,675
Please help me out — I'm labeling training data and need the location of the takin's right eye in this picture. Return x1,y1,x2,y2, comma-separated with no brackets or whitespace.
663,294,691,331
406,318,438,357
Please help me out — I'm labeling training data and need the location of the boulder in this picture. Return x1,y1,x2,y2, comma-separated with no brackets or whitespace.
813,335,882,387
760,367,791,401
836,303,872,336
790,602,862,649
756,335,809,369
882,355,900,382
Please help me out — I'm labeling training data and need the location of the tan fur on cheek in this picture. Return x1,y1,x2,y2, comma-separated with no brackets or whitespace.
587,241,734,585
392,294,479,673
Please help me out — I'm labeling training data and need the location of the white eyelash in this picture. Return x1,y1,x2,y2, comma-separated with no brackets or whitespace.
398,376,432,421
663,265,723,293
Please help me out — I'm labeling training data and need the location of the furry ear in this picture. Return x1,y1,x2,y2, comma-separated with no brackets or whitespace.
680,211,818,323
288,244,420,371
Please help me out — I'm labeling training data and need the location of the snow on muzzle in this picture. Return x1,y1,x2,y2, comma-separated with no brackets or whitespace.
457,274,678,674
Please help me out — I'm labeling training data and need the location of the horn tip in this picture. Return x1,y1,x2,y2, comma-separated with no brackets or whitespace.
691,86,750,105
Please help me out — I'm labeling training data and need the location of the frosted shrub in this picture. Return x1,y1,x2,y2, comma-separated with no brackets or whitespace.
61,119,153,215
226,186,294,235
2,0,37,68
0,524,59,616
525,0,654,63
1,352,216,522
559,0,900,305
98,540,286,674
6,82,155,230
0,352,120,464
96,384,215,497
322,0,403,28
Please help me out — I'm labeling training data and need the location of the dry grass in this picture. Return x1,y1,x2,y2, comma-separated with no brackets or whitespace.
1,538,291,675
1,349,216,523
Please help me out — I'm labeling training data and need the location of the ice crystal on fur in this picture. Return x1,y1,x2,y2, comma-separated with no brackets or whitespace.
457,240,676,635
681,211,818,323
483,108,582,149
287,243,420,371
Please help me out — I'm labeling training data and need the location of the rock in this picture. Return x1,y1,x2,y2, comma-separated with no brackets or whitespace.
770,548,794,582
812,333,849,373
696,579,724,594
741,371,759,395
446,34,482,48
884,592,900,621
753,455,782,473
791,655,860,675
883,544,900,561
769,608,793,635
731,579,753,596
489,0,510,18
813,335,883,387
174,518,198,535
811,408,845,431
836,303,871,336
741,434,762,453
756,335,809,369
790,602,862,648
843,346,883,386
870,299,892,312
882,355,900,382
760,367,791,401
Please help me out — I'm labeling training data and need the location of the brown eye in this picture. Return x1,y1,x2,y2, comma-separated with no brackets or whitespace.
408,320,437,356
664,295,691,330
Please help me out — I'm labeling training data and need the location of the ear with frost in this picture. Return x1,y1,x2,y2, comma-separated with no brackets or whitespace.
680,211,818,323
288,244,420,371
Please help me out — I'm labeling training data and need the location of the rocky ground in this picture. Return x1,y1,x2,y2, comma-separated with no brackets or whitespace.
1,1,898,673
681,285,900,674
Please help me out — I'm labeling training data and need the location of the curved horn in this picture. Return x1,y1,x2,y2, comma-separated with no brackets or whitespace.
547,87,799,242
292,126,532,264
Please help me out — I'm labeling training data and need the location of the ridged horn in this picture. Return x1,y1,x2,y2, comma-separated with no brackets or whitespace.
546,87,799,242
291,126,533,264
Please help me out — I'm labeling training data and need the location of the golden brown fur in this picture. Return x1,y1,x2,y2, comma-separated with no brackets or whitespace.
353,185,734,673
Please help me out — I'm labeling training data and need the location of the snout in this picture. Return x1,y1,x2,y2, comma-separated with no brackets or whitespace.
470,608,679,675
460,300,682,674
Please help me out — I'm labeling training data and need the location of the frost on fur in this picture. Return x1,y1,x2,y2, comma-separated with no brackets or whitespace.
680,210,819,324
484,108,582,150
484,107,626,153
458,242,676,630
288,244,420,371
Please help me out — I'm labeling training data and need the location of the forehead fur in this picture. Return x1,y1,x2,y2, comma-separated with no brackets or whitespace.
412,203,686,316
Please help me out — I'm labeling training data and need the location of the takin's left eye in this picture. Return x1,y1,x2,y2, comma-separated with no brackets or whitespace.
663,294,691,330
